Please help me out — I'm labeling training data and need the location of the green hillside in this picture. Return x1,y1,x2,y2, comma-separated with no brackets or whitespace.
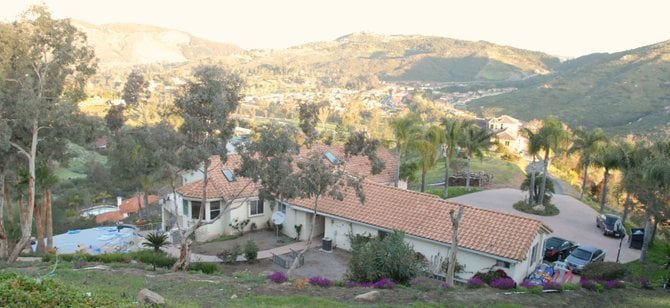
467,41,670,138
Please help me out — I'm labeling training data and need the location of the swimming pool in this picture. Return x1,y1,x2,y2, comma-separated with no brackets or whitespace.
34,226,138,254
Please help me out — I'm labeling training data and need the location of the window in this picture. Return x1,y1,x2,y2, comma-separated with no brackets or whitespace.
222,168,236,182
182,199,189,216
530,243,539,264
209,201,221,220
249,199,264,216
378,230,388,240
191,201,202,219
505,141,510,146
496,260,511,268
278,201,287,214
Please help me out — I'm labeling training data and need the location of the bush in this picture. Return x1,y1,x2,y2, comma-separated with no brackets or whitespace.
473,269,509,285
142,232,170,253
345,281,373,288
562,282,580,291
0,272,112,306
128,250,177,269
581,262,626,280
580,279,599,291
347,231,419,285
96,253,130,263
466,277,485,289
244,240,258,263
308,276,332,287
217,244,242,264
190,262,219,274
638,278,653,290
598,279,625,289
490,277,516,290
295,278,309,290
266,271,288,283
543,281,563,291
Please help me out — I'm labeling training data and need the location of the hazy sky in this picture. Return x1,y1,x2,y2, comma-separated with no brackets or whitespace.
2,0,668,57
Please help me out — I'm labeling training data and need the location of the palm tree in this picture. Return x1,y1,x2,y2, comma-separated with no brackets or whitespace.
569,127,608,200
520,128,542,206
416,125,443,192
459,124,496,190
537,117,569,205
593,143,623,213
389,114,422,187
441,118,467,197
143,232,170,253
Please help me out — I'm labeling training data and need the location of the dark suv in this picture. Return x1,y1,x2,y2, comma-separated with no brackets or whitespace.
596,214,625,238
543,237,578,262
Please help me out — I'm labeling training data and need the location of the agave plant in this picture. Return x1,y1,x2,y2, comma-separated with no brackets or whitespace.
142,232,170,253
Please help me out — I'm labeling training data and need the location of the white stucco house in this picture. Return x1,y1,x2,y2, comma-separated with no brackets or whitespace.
161,144,551,282
488,115,527,154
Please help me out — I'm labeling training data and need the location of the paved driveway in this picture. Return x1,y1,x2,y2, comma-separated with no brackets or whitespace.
450,188,639,263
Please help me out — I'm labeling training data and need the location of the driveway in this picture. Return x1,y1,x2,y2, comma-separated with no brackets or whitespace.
449,188,639,263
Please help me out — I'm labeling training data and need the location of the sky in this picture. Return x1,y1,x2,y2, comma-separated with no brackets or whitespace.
2,0,669,57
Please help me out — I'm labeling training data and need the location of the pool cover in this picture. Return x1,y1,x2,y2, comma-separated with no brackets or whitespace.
34,226,137,254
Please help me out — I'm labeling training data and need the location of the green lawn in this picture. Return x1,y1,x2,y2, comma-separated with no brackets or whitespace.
409,155,526,190
625,239,670,287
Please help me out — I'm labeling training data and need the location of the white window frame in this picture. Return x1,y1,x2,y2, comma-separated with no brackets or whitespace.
209,200,221,221
249,199,265,217
191,201,202,220
278,201,288,214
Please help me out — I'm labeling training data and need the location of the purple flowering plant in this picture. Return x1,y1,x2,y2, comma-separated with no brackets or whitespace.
266,271,288,283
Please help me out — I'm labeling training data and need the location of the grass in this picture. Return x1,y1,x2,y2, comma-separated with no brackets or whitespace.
512,200,560,216
625,239,670,287
409,155,526,190
207,234,241,242
426,187,481,199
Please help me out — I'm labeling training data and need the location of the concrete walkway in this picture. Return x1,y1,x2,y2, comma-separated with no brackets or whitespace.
163,240,320,263
449,188,639,263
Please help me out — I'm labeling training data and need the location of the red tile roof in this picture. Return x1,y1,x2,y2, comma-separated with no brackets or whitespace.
289,181,551,261
119,194,161,213
176,145,398,200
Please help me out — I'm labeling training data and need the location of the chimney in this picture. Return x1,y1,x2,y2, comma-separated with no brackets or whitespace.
117,196,123,209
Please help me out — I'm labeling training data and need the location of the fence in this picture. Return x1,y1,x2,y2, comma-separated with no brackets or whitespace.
271,249,304,269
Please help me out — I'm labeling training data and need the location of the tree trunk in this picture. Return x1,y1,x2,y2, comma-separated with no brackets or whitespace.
465,157,472,190
136,192,143,219
288,196,319,278
9,125,38,262
173,159,209,271
46,189,53,250
621,192,631,225
420,169,427,192
395,152,402,187
640,204,653,262
35,199,45,254
651,217,659,244
444,156,450,197
538,150,550,205
600,169,609,213
0,173,7,259
529,157,536,206
446,206,464,287
579,162,589,200
4,179,12,226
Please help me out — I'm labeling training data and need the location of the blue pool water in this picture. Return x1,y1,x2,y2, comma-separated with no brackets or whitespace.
34,226,137,254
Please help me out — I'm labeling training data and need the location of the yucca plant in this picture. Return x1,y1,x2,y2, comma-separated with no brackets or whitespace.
142,232,170,253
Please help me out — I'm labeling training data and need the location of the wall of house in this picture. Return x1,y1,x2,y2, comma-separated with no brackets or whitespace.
323,216,539,282
510,232,547,282
180,170,204,185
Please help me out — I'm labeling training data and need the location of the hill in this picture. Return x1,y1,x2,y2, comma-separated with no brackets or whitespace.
467,40,670,138
72,20,244,67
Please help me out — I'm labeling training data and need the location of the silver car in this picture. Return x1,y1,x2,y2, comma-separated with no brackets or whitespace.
565,245,605,273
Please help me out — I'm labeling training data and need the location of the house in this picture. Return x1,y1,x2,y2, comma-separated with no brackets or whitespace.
96,194,160,224
285,180,552,282
487,115,526,154
161,145,400,241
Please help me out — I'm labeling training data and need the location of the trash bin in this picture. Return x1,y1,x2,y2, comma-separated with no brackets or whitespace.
629,228,645,249
322,237,332,251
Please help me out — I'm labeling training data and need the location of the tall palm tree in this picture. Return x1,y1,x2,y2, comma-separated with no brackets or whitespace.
389,113,421,187
537,117,569,205
416,125,443,192
593,143,623,213
459,124,496,190
520,128,542,206
441,118,467,197
569,127,608,200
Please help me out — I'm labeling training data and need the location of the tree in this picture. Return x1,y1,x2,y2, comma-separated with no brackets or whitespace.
520,127,542,206
445,206,464,287
298,102,321,147
536,117,569,205
142,232,170,253
1,6,96,262
569,127,608,200
416,125,442,192
389,113,421,187
593,143,622,213
441,118,467,197
521,172,555,204
459,123,496,190
104,105,126,134
122,69,150,125
171,65,243,271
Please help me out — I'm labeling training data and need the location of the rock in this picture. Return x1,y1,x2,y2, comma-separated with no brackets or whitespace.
137,288,165,305
355,290,380,302
230,294,238,299
533,204,545,211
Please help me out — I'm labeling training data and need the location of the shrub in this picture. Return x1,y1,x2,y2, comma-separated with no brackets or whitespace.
346,281,373,288
466,277,485,289
639,278,653,290
308,276,332,287
579,279,599,291
190,262,219,274
96,253,130,263
581,262,626,280
490,277,516,290
142,232,170,253
562,282,580,291
266,271,288,283
527,286,544,294
473,269,509,285
598,280,625,289
128,250,177,269
229,218,250,236
295,278,309,290
60,254,75,262
373,277,395,289
0,272,113,306
543,281,563,291
347,231,419,285
217,244,242,264
42,253,56,262
244,240,258,263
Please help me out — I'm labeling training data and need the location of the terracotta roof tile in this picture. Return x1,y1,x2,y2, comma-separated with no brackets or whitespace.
289,181,551,261
119,194,160,213
95,211,125,224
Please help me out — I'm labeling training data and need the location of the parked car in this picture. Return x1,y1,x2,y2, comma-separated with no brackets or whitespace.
565,245,606,273
543,237,578,262
596,214,625,238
